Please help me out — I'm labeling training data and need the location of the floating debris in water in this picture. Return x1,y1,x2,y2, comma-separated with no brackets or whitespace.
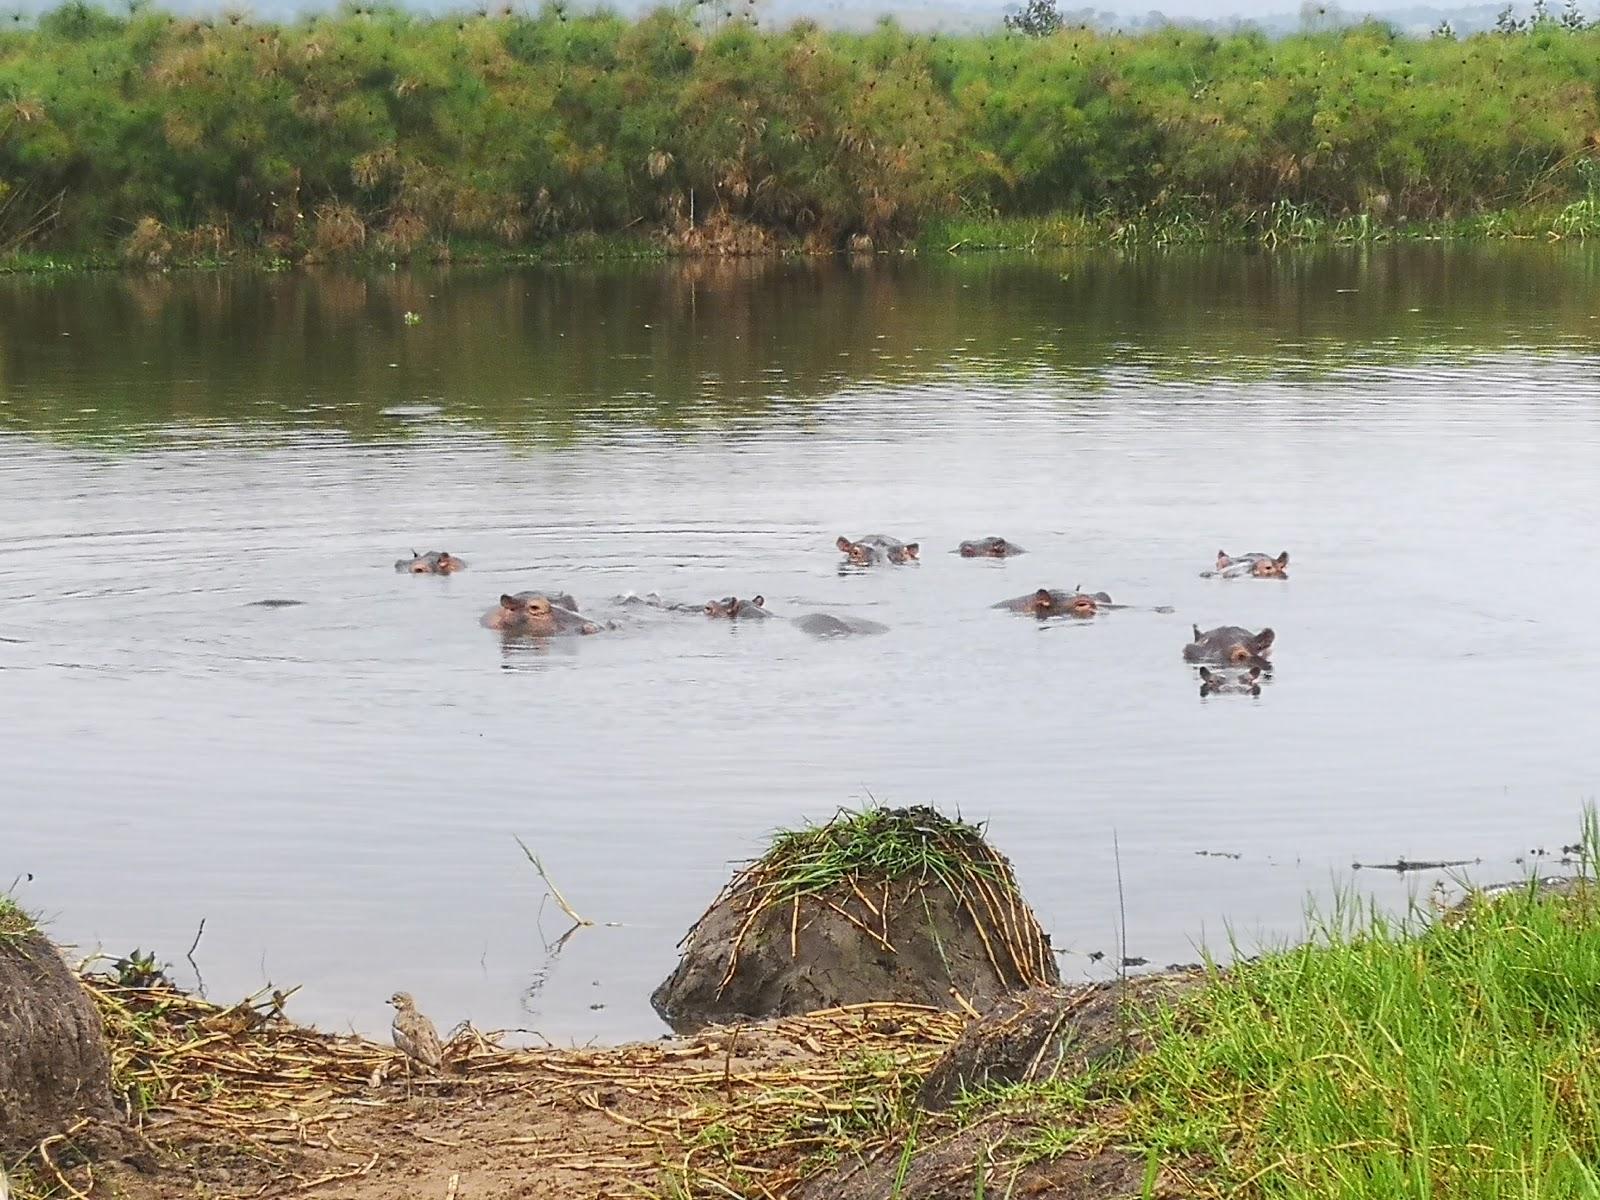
1352,857,1477,872
403,311,422,326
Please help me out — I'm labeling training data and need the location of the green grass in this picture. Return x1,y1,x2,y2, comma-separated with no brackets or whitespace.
954,813,1600,1197
0,892,39,941
757,805,1003,904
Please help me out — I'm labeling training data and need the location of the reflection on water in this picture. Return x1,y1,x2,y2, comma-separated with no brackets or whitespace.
3,245,1600,1043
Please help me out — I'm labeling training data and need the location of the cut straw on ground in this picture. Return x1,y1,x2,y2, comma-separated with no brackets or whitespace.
13,972,965,1200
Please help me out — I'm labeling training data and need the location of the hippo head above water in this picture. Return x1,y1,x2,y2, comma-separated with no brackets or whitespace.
1215,550,1289,579
483,592,598,636
836,535,919,566
397,550,467,575
705,595,769,619
958,536,1026,558
1184,624,1275,668
1199,666,1263,697
1000,588,1112,618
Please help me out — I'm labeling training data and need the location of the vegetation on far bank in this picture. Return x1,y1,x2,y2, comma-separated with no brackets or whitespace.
9,0,1600,267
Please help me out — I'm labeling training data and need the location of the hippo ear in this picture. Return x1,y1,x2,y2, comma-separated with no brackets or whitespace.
1199,667,1214,682
752,595,764,607
836,536,853,552
1216,550,1230,568
1035,588,1053,602
1276,551,1289,566
1094,592,1112,603
1192,624,1202,642
1248,666,1262,679
1255,627,1276,649
500,594,517,609
904,543,919,558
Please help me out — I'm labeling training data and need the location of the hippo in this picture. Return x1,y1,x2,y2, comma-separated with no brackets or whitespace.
1183,625,1275,668
960,534,1024,560
1198,666,1263,697
397,550,468,575
958,536,1026,558
1205,550,1289,580
793,613,889,637
705,596,771,620
994,588,1114,619
836,534,919,566
481,592,598,636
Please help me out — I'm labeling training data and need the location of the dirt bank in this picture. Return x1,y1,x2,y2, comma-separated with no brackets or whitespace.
11,975,965,1200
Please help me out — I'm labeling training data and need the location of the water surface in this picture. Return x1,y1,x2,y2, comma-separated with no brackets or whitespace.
4,245,1599,1042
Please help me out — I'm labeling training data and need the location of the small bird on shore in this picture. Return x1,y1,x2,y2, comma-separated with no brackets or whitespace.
388,991,444,1073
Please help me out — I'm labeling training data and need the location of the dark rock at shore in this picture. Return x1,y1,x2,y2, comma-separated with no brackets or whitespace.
796,1115,1155,1200
917,972,1206,1111
0,925,119,1154
651,808,1059,1033
797,973,1207,1200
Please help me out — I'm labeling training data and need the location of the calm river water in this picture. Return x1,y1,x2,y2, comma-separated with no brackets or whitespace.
3,245,1599,1043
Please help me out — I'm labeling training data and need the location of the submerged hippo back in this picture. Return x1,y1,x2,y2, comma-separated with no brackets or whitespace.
793,613,889,637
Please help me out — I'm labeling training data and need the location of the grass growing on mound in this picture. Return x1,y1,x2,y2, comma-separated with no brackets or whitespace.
0,893,38,942
760,806,1003,903
961,813,1600,1198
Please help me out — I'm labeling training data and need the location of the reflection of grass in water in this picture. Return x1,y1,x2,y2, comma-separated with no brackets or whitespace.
953,808,1600,1198
6,244,1600,448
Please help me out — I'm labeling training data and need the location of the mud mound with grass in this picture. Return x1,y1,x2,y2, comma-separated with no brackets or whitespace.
797,1116,1155,1200
651,806,1058,1033
918,972,1205,1111
0,900,116,1155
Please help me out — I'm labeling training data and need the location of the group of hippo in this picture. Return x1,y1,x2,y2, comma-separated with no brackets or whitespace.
395,539,1286,694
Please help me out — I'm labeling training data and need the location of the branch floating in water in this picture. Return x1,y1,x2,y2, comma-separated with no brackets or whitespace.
515,836,594,927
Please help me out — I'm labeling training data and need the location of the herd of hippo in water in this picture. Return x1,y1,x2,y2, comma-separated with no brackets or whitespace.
393,539,1288,695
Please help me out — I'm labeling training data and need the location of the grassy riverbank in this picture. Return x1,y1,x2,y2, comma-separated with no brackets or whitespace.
8,3,1600,266
947,877,1600,1197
